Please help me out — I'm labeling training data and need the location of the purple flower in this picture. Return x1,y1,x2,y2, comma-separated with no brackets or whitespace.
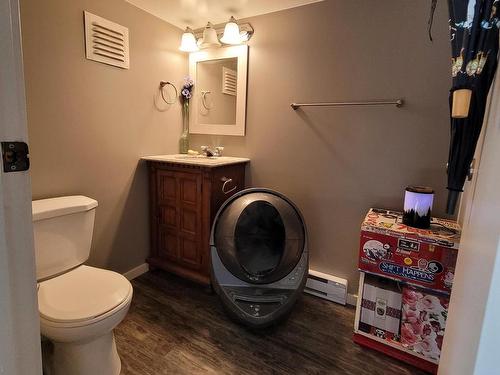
181,88,192,99
183,76,194,88
180,76,194,103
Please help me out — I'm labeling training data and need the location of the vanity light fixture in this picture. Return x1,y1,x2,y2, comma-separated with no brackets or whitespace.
179,18,254,53
179,27,199,52
220,16,243,45
199,22,221,49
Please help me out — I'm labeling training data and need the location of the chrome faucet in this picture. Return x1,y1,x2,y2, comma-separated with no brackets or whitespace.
214,146,224,157
201,146,224,157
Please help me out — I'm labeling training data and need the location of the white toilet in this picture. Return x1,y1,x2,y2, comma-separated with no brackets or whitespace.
32,195,133,375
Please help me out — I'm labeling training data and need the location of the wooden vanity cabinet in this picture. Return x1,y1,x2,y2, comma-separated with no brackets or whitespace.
146,160,248,285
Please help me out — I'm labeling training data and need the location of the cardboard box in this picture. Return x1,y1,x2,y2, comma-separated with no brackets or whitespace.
400,286,449,361
360,276,402,336
358,209,461,294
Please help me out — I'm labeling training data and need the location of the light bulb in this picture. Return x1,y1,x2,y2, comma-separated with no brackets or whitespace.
220,16,243,45
199,22,221,49
179,27,199,52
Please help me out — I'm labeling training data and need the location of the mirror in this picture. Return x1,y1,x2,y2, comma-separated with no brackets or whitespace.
197,58,237,125
189,45,248,136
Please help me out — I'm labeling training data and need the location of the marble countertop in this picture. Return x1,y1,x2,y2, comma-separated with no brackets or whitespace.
141,154,250,167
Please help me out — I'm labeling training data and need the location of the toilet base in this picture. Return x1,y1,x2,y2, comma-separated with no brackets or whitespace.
51,332,121,375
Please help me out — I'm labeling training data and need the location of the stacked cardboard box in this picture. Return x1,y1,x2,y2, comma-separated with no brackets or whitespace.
400,286,448,361
354,208,460,371
359,276,402,341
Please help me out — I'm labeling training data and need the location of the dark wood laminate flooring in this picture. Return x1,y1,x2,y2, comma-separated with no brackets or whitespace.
115,271,427,375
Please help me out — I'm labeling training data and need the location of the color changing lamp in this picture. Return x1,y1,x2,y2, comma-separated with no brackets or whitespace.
179,27,199,52
220,16,243,45
402,186,434,229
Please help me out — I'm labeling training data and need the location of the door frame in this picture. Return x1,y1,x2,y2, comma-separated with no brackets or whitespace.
438,59,500,374
0,0,42,373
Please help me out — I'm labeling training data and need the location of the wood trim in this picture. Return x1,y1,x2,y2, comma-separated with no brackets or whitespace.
147,160,249,173
148,161,208,172
149,163,159,258
201,169,213,280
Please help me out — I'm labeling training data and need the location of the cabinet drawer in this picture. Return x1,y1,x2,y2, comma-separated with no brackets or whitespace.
212,165,245,219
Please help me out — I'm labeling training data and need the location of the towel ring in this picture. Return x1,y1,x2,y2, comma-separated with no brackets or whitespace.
159,81,177,105
201,90,214,110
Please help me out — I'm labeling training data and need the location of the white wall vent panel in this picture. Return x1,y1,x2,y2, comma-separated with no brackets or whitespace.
304,269,348,305
84,11,129,69
222,66,237,96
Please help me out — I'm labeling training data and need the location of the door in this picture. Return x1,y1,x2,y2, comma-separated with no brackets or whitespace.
177,172,203,269
0,0,43,374
156,169,203,269
156,169,179,262
438,72,500,374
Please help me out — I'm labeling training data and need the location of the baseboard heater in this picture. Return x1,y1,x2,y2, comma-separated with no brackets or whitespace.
304,269,348,305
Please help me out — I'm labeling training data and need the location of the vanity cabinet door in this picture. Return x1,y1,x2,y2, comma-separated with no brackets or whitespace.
148,161,247,286
177,172,203,270
155,169,203,269
156,170,179,262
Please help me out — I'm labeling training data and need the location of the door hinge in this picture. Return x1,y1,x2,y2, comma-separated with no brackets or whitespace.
1,141,30,172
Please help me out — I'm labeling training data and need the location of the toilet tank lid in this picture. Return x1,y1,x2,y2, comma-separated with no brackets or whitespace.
32,196,98,221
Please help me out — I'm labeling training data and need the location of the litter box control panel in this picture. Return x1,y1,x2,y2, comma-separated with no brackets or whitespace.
279,253,307,287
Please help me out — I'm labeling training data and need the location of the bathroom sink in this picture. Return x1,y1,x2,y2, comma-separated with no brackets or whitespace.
141,154,250,167
173,155,213,160
173,155,230,164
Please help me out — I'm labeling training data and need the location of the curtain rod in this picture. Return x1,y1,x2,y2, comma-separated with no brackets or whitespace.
290,99,404,110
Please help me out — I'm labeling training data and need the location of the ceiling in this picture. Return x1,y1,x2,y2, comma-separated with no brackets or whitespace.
125,0,323,30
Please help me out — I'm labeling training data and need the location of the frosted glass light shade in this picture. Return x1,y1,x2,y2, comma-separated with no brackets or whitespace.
199,22,221,49
179,27,199,52
220,17,242,45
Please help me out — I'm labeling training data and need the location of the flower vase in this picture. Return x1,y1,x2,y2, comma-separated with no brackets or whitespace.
180,102,190,154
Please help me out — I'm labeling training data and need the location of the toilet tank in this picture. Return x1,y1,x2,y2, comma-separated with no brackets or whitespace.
32,196,98,281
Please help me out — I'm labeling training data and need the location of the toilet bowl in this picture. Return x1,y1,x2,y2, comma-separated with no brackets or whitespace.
33,196,133,375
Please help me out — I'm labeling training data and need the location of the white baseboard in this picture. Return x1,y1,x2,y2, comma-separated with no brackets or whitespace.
123,263,149,280
347,293,358,306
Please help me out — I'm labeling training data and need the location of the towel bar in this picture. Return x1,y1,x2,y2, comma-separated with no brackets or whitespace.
290,99,404,110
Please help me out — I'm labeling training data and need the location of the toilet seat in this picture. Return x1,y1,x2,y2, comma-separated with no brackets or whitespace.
38,265,132,327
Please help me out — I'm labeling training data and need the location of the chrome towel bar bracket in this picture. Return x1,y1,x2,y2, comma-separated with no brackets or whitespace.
290,99,404,110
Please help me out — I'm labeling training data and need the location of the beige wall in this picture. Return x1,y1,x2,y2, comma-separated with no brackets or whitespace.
190,0,452,293
20,0,187,273
21,0,452,294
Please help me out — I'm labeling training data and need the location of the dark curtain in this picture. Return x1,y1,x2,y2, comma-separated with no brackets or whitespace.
446,0,499,214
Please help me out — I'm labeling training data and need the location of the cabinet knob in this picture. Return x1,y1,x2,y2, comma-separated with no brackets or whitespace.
221,177,237,194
